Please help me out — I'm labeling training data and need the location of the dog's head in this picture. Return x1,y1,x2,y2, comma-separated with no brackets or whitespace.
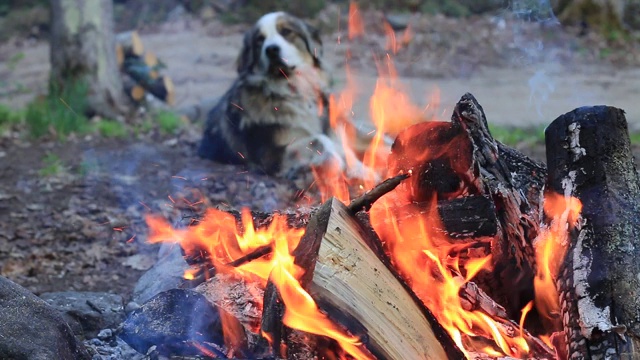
236,12,323,77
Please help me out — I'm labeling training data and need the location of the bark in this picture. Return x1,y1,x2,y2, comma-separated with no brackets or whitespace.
546,106,640,359
387,93,546,318
50,0,131,119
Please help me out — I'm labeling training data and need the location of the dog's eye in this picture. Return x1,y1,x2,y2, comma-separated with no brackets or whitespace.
255,34,265,44
280,27,292,37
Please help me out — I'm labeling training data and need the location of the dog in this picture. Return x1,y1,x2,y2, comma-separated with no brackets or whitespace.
198,11,350,182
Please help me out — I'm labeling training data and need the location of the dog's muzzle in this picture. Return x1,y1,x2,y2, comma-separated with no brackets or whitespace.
264,45,293,74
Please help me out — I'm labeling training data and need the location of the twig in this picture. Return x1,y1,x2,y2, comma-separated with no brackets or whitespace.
347,173,410,214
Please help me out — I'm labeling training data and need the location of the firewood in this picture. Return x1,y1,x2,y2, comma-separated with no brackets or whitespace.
143,51,158,68
261,198,465,359
146,75,175,106
115,30,144,60
546,106,640,358
387,93,545,319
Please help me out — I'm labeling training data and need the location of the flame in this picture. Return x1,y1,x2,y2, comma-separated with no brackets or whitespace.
348,1,364,40
534,192,582,321
268,229,371,359
368,194,531,357
146,208,369,358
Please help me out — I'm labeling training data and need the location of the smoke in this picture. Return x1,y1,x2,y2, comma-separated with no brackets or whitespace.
506,0,561,120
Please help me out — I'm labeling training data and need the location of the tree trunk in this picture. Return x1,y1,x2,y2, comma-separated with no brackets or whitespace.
50,0,131,119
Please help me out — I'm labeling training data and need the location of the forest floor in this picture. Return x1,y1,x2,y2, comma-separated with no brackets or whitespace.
0,8,639,299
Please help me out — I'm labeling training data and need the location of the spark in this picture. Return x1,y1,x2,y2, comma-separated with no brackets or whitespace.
200,177,209,181
274,107,279,111
168,195,176,203
138,201,151,211
421,104,431,115
237,152,245,159
231,102,244,110
172,175,187,180
367,129,376,135
279,68,289,81
127,234,137,243
113,227,125,232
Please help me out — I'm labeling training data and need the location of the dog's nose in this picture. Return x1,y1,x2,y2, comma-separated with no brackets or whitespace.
265,44,280,58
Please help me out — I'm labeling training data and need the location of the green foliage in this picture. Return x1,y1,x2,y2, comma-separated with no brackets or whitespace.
629,132,640,145
25,80,90,139
95,119,128,138
488,124,546,147
39,153,64,177
0,104,24,127
155,110,182,135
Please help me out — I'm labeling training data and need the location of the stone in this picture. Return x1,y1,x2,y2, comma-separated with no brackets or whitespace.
40,291,125,339
0,276,90,359
119,288,248,357
131,244,190,305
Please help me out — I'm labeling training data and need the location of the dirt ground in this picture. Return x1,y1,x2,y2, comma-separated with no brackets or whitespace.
1,9,640,299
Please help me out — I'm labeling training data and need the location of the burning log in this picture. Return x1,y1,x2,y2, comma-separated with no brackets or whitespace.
546,106,640,358
261,197,466,359
385,93,546,318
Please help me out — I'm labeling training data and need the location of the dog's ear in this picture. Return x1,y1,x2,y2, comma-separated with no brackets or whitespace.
236,27,257,74
305,22,323,60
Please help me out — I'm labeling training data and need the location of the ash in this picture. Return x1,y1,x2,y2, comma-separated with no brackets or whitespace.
84,329,203,360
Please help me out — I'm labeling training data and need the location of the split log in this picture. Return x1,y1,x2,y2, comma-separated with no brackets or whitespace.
261,198,465,359
387,93,546,318
546,106,640,358
115,30,144,66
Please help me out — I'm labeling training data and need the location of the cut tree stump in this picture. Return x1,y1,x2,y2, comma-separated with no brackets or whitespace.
261,198,465,360
546,106,640,359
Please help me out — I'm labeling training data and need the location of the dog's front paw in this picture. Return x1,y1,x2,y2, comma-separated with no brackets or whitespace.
280,135,346,189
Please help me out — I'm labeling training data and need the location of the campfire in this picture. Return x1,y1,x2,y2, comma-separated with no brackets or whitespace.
119,5,640,360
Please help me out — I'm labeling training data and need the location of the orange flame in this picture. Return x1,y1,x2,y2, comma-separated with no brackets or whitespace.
146,208,369,358
534,192,582,320
268,230,371,359
348,2,364,40
369,194,531,357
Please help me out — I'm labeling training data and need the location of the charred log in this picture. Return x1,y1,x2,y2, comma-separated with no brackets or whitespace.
546,106,640,359
387,93,545,318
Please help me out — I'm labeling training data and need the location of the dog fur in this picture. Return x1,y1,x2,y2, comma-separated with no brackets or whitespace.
198,12,345,179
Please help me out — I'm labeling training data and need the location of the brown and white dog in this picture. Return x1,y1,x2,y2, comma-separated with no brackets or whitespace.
198,12,348,181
